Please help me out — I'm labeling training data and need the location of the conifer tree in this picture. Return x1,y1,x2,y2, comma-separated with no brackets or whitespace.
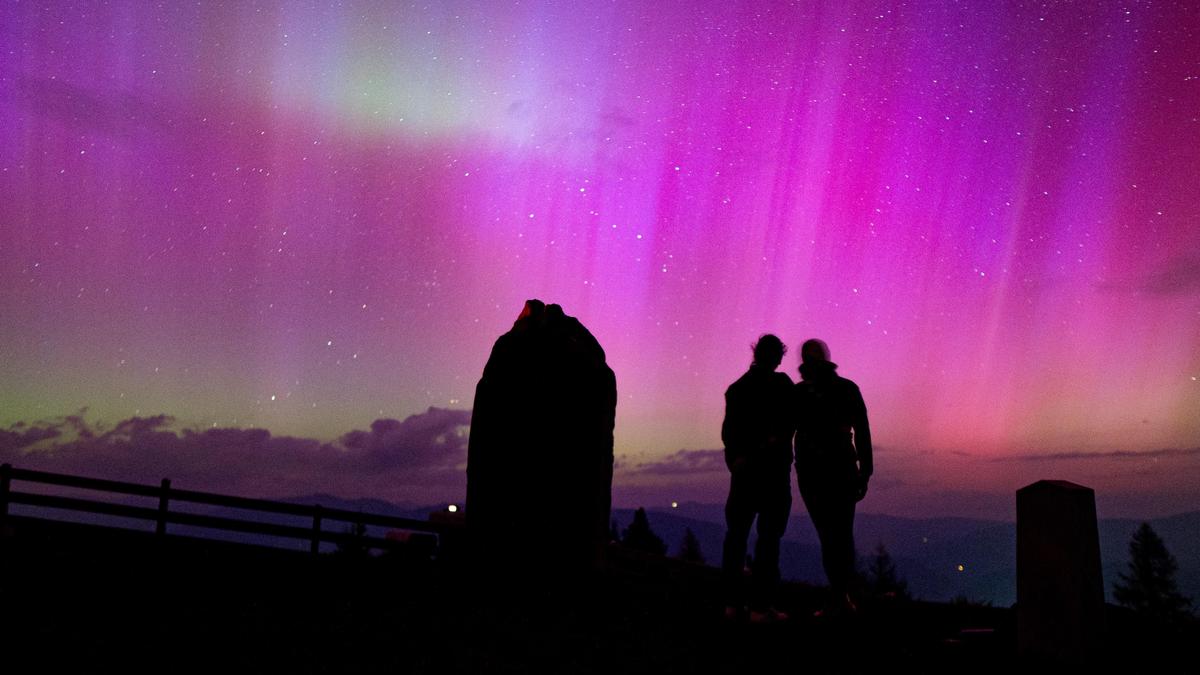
621,507,666,555
677,527,705,564
864,542,909,599
1113,522,1193,623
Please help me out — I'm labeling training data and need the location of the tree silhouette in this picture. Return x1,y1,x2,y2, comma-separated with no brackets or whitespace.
676,527,705,564
864,542,909,599
1113,522,1193,623
621,507,666,555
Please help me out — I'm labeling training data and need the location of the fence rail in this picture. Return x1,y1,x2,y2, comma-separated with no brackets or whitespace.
0,464,445,555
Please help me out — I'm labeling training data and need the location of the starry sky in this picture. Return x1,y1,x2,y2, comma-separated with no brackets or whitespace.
2,1,1198,519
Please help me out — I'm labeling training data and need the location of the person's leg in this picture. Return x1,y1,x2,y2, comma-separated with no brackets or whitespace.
722,472,756,610
825,491,857,600
800,469,857,614
751,471,792,611
799,475,836,589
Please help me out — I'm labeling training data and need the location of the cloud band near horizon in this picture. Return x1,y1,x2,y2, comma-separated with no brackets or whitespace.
5,410,1199,520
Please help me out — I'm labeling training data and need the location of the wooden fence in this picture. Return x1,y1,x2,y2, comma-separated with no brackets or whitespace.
0,463,446,556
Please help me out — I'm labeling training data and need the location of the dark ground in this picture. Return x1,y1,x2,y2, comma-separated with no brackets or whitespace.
0,517,1188,673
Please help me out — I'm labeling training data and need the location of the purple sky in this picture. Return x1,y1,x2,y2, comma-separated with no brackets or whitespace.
2,1,1198,519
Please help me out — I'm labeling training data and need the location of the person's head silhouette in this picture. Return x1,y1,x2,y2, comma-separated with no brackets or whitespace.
800,338,830,364
752,334,786,370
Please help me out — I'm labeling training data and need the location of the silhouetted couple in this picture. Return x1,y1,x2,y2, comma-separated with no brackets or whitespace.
721,335,872,621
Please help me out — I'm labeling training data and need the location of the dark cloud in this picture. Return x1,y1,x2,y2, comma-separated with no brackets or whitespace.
1136,257,1200,296
630,449,726,476
0,424,63,453
995,447,1200,462
1099,256,1200,296
1,408,471,503
339,408,470,474
0,409,100,452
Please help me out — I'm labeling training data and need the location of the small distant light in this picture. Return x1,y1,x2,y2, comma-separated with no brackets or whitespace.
671,501,678,508
957,564,965,572
447,504,458,513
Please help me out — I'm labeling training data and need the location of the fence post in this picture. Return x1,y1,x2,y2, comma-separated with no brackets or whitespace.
0,463,11,537
156,478,171,537
310,505,322,555
1017,479,1104,663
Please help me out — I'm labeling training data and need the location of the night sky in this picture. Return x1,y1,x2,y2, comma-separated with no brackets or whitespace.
2,1,1198,519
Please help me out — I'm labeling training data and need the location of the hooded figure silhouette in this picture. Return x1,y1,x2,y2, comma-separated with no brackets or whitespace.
466,300,617,573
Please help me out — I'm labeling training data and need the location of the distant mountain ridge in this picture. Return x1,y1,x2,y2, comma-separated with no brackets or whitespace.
616,504,1200,607
282,493,436,521
263,496,1200,608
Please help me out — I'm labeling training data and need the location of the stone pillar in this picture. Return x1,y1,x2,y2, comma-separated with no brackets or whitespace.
1016,479,1104,663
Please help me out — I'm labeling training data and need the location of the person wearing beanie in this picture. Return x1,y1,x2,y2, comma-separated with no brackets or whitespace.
794,338,872,616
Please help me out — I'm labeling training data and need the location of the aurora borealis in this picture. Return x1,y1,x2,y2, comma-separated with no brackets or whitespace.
2,1,1197,518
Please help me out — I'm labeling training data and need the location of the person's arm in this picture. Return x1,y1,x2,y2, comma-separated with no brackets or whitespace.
853,388,872,476
851,382,872,500
721,387,747,472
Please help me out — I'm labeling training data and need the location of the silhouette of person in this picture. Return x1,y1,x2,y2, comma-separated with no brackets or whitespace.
793,338,872,615
466,300,617,575
720,334,794,622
